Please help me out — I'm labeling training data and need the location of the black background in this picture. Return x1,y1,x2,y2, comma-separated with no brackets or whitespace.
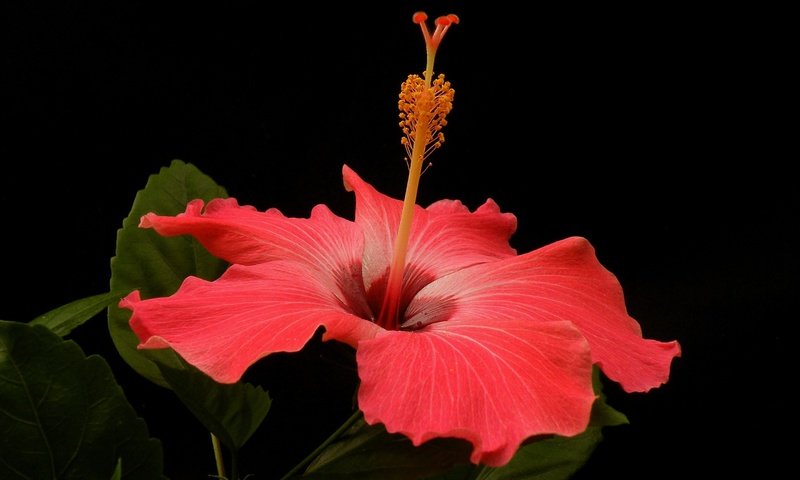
1,1,791,478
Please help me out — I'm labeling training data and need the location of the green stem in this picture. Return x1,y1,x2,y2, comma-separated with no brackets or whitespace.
279,410,363,480
211,433,226,479
230,449,239,480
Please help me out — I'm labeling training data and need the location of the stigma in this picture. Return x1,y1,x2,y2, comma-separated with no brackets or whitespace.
413,12,460,58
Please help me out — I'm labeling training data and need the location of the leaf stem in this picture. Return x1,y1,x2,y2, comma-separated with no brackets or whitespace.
230,449,239,480
279,410,363,480
211,433,226,479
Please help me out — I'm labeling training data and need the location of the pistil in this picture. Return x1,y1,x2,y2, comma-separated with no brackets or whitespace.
377,12,458,329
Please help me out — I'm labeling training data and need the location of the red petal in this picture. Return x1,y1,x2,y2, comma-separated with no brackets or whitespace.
342,165,517,306
141,198,362,272
120,261,382,383
140,198,373,318
406,236,681,393
357,319,594,466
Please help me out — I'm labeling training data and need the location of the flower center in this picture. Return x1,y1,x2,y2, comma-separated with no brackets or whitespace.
376,12,458,330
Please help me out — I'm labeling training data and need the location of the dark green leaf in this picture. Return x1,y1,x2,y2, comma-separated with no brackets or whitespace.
589,367,628,428
31,291,123,337
106,161,272,456
302,419,600,480
111,459,122,480
108,159,228,387
470,429,602,480
158,359,271,450
303,418,472,480
0,321,163,479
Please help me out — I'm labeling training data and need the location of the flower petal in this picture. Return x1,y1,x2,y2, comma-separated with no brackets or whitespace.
357,319,594,466
140,198,374,318
405,236,681,393
141,198,362,272
120,261,382,383
342,165,517,309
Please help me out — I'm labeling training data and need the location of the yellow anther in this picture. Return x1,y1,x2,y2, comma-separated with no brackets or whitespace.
398,73,455,163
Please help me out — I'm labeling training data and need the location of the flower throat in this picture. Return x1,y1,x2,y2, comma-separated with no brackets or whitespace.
377,12,458,330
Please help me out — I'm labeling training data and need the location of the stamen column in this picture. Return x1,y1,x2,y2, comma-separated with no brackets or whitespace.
377,12,458,329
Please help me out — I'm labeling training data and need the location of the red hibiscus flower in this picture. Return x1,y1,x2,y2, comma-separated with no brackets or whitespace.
120,13,680,467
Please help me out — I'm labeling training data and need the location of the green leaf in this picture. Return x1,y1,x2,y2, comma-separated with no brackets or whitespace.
302,418,472,479
31,291,123,337
108,159,228,387
589,367,628,428
0,320,163,479
158,358,271,451
470,429,602,480
105,160,271,458
106,161,272,458
111,459,122,480
301,419,599,480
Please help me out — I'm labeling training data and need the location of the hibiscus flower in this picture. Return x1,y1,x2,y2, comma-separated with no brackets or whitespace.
120,12,680,467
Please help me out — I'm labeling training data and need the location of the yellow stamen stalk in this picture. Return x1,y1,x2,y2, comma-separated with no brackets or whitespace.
378,12,458,329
